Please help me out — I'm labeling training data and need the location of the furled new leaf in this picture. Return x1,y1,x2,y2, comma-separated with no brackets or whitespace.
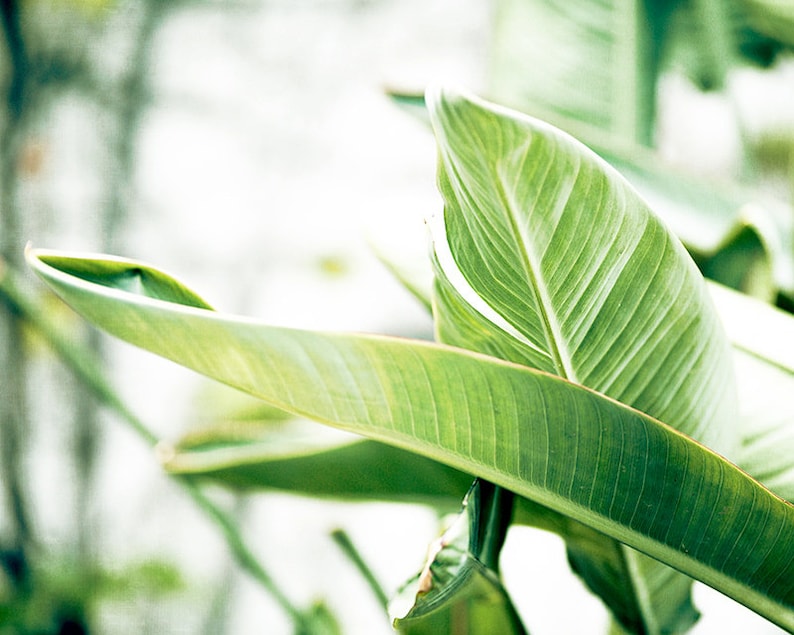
392,480,526,635
26,248,794,631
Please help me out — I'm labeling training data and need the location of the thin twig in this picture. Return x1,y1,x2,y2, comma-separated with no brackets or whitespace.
330,528,390,610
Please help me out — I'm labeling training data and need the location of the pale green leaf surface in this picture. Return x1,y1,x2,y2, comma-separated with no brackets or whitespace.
365,253,794,508
385,89,794,301
495,0,794,300
427,89,737,452
26,248,794,631
489,0,660,144
733,349,794,503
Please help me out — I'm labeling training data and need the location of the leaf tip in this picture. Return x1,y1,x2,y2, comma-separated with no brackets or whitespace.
424,85,471,126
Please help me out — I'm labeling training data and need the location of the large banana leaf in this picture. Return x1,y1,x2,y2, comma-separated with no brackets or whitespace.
485,0,794,303
427,89,736,456
163,283,794,509
158,298,794,521
25,247,794,632
387,90,794,304
488,0,777,143
426,88,737,633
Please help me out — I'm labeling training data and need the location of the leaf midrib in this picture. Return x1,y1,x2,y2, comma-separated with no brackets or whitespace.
493,167,575,381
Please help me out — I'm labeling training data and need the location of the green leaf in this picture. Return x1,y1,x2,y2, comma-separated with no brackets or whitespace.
26,247,794,631
709,282,794,503
698,224,775,300
489,0,674,145
164,415,475,508
392,480,527,635
165,386,570,535
386,88,794,304
483,0,794,302
393,557,525,635
427,88,736,447
373,231,794,467
734,348,794,502
295,601,343,635
426,87,741,634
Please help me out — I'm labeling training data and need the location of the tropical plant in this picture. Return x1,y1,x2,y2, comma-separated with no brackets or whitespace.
25,89,794,634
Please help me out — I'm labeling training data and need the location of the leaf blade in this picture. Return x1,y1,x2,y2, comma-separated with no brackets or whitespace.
426,88,737,452
426,88,738,633
26,248,794,631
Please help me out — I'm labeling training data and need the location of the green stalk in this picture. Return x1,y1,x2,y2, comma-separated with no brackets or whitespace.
180,480,308,626
691,0,735,91
331,528,390,610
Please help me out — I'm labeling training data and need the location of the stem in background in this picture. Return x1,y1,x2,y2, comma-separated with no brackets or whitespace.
199,500,242,635
72,327,102,563
690,0,759,182
0,261,316,633
0,0,29,123
73,0,167,563
690,0,734,91
0,262,159,445
181,480,310,628
0,297,32,570
635,0,681,148
331,528,390,610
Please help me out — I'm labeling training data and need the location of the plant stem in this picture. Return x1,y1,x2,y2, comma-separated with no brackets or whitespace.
331,528,390,610
179,479,310,628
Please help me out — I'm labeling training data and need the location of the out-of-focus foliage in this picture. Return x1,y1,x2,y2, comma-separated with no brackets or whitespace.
488,0,794,308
